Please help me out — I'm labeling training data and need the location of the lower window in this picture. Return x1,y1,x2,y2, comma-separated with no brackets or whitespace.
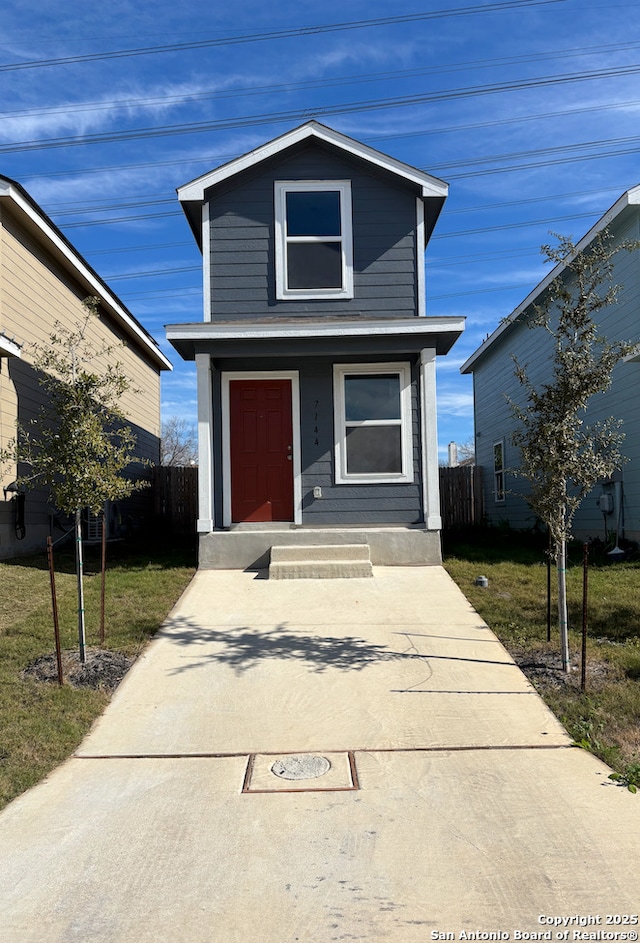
333,363,413,484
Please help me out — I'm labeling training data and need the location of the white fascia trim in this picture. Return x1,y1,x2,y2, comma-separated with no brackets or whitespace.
624,345,640,363
0,180,172,372
0,334,22,358
166,316,465,343
178,121,448,202
416,197,426,318
460,184,640,376
220,370,302,527
202,202,212,322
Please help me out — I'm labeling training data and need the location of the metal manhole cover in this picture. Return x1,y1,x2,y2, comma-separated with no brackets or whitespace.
270,754,331,781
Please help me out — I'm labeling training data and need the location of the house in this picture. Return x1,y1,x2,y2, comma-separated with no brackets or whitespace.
0,175,172,559
166,121,464,571
461,184,640,543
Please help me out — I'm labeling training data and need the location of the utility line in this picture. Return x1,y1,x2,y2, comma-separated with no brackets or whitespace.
45,138,635,231
1,60,636,156
3,35,635,122
0,1,568,74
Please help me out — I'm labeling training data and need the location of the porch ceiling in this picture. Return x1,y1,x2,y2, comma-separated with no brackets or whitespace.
166,316,465,361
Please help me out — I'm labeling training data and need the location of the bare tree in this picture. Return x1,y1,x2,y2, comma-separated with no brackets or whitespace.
161,416,198,466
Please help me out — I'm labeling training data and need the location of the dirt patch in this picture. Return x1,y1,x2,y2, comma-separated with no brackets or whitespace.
23,648,135,691
510,646,618,692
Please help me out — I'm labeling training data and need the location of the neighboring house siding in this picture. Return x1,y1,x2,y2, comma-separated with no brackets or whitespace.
0,201,163,559
0,207,161,445
473,210,640,539
207,143,418,320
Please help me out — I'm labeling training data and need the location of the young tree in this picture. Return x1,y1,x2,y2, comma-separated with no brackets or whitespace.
509,231,637,672
161,416,198,466
0,297,150,662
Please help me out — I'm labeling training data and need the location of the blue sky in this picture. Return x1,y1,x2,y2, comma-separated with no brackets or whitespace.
2,0,640,460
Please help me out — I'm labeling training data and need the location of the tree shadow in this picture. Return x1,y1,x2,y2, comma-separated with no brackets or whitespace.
1,538,196,577
568,601,640,642
161,617,518,676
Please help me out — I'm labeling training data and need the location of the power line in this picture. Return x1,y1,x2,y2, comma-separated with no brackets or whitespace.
106,265,201,281
2,59,637,157
61,211,180,229
429,133,640,174
429,282,535,300
86,241,194,256
45,138,634,232
4,35,637,123
0,1,568,74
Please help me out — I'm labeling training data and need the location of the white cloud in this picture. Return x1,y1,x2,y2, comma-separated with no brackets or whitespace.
0,79,231,145
436,390,474,417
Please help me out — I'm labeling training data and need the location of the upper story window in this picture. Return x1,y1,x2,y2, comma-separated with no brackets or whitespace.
275,180,353,300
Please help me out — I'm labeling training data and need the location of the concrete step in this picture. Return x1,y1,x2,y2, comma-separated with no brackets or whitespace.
269,544,373,579
270,544,370,563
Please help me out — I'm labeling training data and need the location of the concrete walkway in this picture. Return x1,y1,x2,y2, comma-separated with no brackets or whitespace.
1,567,639,942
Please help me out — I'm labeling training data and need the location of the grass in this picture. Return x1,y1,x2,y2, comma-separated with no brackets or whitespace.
0,537,196,810
3,527,638,807
443,526,640,787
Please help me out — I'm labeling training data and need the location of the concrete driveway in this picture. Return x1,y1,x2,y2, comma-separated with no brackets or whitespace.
1,567,638,942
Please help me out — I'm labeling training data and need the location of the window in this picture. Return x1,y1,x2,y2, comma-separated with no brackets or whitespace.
493,440,505,502
333,363,413,484
275,181,353,300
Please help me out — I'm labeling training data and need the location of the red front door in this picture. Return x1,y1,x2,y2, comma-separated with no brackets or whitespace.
229,379,294,522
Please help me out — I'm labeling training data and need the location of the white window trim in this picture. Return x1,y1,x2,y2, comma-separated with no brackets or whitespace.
333,362,414,485
493,439,506,503
221,370,302,527
275,180,354,300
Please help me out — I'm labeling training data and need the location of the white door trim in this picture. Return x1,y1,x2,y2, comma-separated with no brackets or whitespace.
221,370,302,527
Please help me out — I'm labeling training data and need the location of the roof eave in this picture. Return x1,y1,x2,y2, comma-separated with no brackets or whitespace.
0,176,173,372
460,184,640,376
178,121,449,203
0,333,22,358
166,316,465,361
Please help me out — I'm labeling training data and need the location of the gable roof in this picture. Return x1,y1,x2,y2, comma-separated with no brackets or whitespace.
460,184,640,375
177,120,448,246
0,175,172,372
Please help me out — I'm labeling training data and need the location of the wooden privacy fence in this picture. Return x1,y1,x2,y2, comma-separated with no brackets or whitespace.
152,466,198,537
153,464,483,534
439,465,485,529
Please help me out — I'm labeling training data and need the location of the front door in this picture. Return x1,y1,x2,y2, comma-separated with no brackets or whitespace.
229,378,294,522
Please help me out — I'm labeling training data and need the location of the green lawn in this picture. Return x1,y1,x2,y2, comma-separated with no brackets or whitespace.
443,528,640,789
3,529,638,809
0,538,196,810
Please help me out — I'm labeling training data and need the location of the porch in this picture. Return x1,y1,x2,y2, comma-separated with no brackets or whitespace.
198,523,442,569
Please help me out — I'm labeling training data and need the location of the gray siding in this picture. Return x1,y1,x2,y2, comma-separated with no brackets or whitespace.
212,356,424,526
207,142,418,320
473,210,640,539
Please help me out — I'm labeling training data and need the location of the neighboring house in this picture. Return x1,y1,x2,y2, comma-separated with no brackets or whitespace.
0,175,172,559
461,184,640,542
166,121,464,569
